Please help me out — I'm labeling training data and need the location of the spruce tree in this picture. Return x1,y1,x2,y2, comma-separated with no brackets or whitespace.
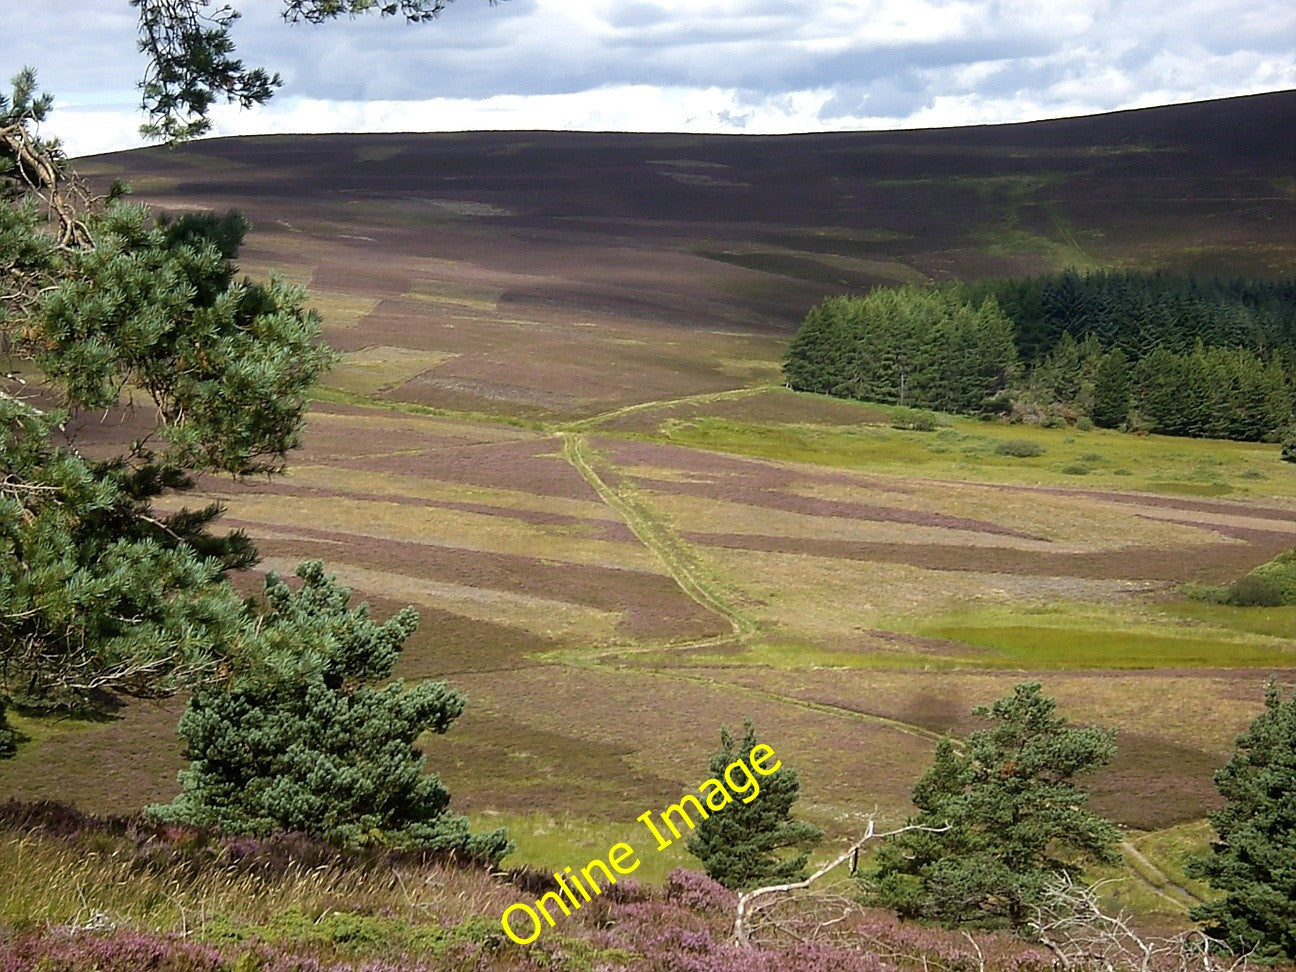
149,561,511,863
1188,680,1296,961
869,683,1119,930
1091,347,1130,428
685,720,822,889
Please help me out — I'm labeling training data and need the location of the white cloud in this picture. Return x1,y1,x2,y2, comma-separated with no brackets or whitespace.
4,0,1291,157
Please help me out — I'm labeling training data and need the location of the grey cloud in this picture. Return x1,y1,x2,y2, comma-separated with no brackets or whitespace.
1,0,1292,141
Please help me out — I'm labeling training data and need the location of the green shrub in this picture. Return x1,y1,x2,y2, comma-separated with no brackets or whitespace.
891,408,940,432
1060,463,1090,475
1193,547,1296,607
1077,452,1105,462
1283,435,1296,463
1245,548,1296,604
1075,416,1095,432
1226,575,1285,608
1183,582,1230,605
995,439,1045,458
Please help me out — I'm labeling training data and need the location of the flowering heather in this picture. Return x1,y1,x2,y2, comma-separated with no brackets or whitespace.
0,803,1232,972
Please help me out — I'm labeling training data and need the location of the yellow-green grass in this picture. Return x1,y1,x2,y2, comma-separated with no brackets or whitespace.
910,602,1296,670
1159,601,1296,639
404,279,505,310
0,829,513,941
488,810,892,888
219,493,662,573
1084,822,1217,917
310,385,550,431
1130,819,1216,903
640,396,1296,500
286,464,615,521
306,290,380,330
486,813,695,885
322,345,456,396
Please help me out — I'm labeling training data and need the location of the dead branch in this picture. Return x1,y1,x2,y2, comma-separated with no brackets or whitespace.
733,817,951,946
0,118,95,251
1030,873,1251,972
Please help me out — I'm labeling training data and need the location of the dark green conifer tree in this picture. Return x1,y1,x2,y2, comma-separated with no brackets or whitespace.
1188,680,1296,961
784,298,850,395
149,561,511,862
869,683,1119,930
1091,347,1130,428
685,720,822,889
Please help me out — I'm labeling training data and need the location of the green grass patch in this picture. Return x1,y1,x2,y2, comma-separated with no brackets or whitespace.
918,623,1294,669
1160,600,1296,639
1130,819,1216,903
635,398,1296,499
486,813,695,885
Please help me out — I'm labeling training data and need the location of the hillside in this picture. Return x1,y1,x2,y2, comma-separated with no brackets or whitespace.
78,89,1296,421
3,93,1293,949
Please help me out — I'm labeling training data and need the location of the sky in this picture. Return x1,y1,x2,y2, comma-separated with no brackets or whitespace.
2,0,1293,158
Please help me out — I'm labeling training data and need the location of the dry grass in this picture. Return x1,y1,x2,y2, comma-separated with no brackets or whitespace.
0,830,514,939
323,346,457,396
214,493,661,572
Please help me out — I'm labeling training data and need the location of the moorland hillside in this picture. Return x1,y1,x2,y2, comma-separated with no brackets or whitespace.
4,94,1293,952
78,89,1296,421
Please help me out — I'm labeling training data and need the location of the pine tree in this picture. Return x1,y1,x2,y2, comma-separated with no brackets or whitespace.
2,71,326,715
0,398,256,710
869,682,1119,930
149,561,511,862
685,720,822,889
1188,680,1296,961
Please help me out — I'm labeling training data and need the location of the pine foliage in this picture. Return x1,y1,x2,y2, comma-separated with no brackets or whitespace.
0,399,255,708
2,71,328,713
685,720,822,890
1188,679,1296,961
869,683,1120,930
149,562,511,864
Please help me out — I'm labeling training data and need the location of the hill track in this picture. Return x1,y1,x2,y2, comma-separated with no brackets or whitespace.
560,431,757,642
562,384,779,433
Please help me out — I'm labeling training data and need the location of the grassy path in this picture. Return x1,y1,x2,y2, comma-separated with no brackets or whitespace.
1119,839,1204,913
560,431,758,641
610,664,949,746
561,383,779,433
